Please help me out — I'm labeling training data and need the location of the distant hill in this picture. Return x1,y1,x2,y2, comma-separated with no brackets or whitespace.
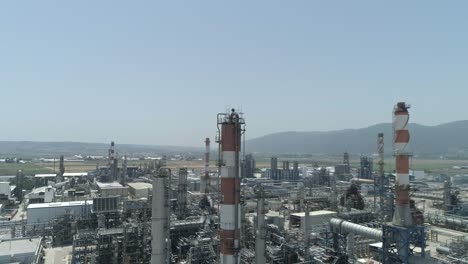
245,121,468,155
2,120,468,158
0,141,202,158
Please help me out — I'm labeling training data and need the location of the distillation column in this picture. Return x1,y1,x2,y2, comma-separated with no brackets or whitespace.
57,155,65,183
120,155,127,185
151,168,171,264
219,109,244,264
177,168,188,220
201,138,210,194
108,141,118,182
392,102,413,227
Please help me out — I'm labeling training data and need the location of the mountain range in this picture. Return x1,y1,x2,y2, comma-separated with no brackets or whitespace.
0,141,201,158
1,121,468,157
245,120,468,155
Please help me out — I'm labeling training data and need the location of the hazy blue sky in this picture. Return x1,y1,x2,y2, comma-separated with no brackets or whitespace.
1,1,467,146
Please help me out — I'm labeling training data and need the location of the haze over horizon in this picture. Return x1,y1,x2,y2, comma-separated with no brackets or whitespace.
1,120,466,148
1,1,467,146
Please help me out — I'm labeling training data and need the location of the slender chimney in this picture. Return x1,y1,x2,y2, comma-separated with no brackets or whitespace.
255,186,266,264
108,141,117,182
218,109,244,264
392,102,413,227
177,168,188,219
57,155,65,183
201,138,210,193
151,168,171,264
120,155,127,185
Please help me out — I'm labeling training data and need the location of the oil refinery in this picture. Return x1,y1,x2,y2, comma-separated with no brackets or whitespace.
1,104,468,264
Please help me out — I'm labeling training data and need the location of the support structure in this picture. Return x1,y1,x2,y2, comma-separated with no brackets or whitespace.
382,225,425,263
151,168,171,264
177,168,188,220
377,133,393,221
218,109,245,264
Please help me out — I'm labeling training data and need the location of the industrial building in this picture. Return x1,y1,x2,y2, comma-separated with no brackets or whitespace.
0,181,15,206
27,186,55,203
128,182,152,199
27,200,92,224
266,158,300,181
242,154,256,178
0,237,42,264
95,181,128,197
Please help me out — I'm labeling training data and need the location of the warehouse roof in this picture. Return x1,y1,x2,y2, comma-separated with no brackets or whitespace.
27,200,92,209
0,237,41,257
96,181,124,189
127,182,152,190
34,173,56,178
64,172,88,177
290,210,337,218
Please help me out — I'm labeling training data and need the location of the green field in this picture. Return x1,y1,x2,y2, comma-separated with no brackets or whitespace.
0,158,465,176
0,163,53,176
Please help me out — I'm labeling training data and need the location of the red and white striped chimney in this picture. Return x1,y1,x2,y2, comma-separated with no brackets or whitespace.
219,109,244,264
392,102,413,227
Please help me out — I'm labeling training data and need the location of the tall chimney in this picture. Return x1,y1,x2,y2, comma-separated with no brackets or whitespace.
57,155,65,183
120,155,127,185
255,186,266,264
392,102,413,227
151,168,171,264
177,168,188,220
201,138,210,193
108,141,118,182
218,109,244,264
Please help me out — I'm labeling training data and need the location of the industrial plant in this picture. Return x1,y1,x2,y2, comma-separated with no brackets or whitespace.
1,103,468,264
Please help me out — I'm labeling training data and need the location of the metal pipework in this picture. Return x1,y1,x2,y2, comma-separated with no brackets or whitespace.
436,246,451,255
351,178,375,185
445,215,468,228
330,218,383,241
151,168,171,264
